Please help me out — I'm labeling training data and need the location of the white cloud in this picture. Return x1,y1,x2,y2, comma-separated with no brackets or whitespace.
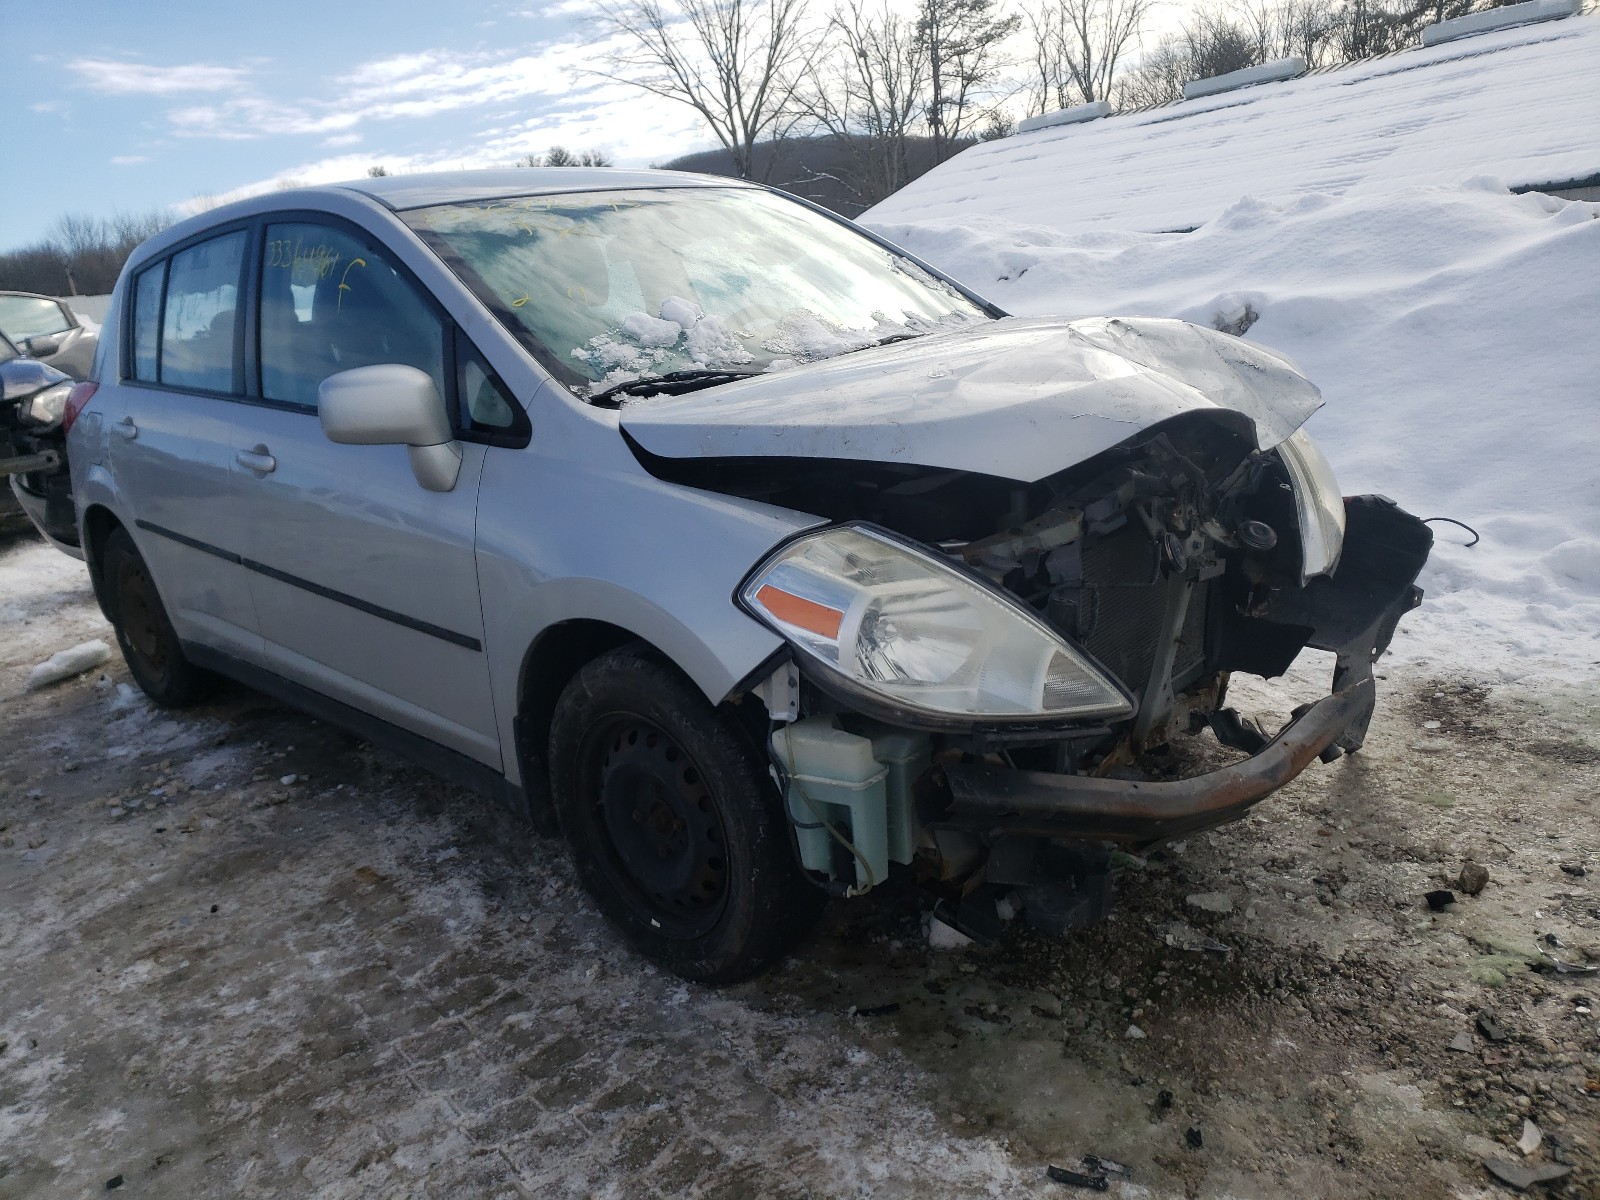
110,155,149,165
67,59,250,95
144,33,710,162
535,0,594,15
174,84,711,218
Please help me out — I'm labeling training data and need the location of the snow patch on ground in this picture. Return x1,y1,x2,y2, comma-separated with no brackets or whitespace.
0,536,111,699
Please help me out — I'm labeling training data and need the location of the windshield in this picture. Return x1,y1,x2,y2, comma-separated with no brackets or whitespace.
0,294,73,342
0,333,16,364
403,187,988,395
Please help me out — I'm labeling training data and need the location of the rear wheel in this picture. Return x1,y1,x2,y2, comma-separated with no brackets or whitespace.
549,646,822,983
102,526,218,707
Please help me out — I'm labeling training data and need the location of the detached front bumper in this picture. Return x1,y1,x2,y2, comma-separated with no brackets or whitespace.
934,676,1373,850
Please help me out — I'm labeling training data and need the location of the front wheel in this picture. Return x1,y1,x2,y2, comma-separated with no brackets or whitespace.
549,646,822,984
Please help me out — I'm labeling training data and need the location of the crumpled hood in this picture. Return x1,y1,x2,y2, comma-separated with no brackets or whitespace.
0,356,71,405
619,316,1323,483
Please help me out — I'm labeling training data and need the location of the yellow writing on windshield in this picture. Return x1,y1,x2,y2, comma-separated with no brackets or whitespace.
266,238,343,286
337,257,368,310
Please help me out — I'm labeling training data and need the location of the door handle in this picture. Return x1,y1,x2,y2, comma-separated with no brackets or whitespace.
236,445,277,474
113,416,138,441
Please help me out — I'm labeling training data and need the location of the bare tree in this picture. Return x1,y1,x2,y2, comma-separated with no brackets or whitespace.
1112,37,1188,107
1026,0,1154,114
1231,0,1335,66
0,210,172,296
518,147,614,166
590,0,815,180
916,0,1020,163
799,1,930,203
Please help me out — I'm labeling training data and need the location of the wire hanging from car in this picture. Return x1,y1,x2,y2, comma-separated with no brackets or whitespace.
1421,517,1480,547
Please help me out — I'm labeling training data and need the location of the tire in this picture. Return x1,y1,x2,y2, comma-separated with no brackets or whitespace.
102,526,218,707
549,645,823,984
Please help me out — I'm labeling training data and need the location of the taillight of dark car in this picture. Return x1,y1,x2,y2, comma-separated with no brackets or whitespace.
62,381,98,435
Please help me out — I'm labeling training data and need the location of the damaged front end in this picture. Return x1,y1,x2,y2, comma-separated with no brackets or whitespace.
1,349,76,545
726,409,1431,940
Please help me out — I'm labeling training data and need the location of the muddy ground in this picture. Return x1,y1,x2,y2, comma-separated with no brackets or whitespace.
1,526,1596,1199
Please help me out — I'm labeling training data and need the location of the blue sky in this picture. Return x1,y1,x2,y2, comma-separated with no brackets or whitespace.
1,0,710,252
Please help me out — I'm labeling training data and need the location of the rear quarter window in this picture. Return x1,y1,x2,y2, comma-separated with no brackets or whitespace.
132,264,164,381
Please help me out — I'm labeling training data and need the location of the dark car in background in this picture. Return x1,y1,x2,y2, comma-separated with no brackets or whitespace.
0,291,99,381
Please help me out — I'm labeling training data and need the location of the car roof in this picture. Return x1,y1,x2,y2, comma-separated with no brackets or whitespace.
125,167,761,272
346,167,752,211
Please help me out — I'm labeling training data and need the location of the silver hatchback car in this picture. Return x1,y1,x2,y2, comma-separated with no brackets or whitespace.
57,169,1430,982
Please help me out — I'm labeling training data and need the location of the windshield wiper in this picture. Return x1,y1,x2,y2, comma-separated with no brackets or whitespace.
587,368,761,407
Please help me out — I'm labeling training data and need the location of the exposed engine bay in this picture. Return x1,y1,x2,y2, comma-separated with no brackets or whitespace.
1,351,75,542
640,406,1433,941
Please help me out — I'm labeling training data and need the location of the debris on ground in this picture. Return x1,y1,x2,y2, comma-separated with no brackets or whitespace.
27,640,112,691
927,916,975,950
852,1002,901,1018
1045,1164,1110,1191
1158,921,1231,954
1425,889,1456,912
1448,1031,1475,1053
1535,958,1598,977
1476,1012,1509,1042
1080,1154,1130,1177
1558,862,1587,877
1457,860,1490,895
1125,1023,1146,1039
1481,1157,1572,1191
1516,1119,1542,1156
1184,891,1234,914
1185,1127,1204,1149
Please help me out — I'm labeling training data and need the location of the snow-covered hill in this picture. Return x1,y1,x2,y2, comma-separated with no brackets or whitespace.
864,18,1600,681
868,16,1600,235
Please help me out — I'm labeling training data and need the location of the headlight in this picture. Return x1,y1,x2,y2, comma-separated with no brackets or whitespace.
1277,428,1345,582
20,382,72,428
739,525,1133,726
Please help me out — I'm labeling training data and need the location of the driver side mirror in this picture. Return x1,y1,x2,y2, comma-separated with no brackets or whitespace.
318,364,462,492
23,334,61,358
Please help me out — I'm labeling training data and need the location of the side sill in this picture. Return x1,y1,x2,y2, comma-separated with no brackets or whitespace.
185,644,529,820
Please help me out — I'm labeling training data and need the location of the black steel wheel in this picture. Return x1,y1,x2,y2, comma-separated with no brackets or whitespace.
549,645,822,983
102,526,217,707
588,716,730,938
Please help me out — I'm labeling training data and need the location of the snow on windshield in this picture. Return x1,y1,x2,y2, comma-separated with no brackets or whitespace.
575,297,977,397
404,188,987,396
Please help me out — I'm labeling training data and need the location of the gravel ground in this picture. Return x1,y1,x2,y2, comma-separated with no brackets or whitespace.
1,528,1596,1199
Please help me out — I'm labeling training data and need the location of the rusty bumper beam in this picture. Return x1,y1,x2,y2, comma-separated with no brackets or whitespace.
938,677,1373,847
0,448,60,479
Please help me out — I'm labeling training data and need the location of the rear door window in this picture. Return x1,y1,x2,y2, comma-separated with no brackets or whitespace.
258,222,446,409
160,231,246,393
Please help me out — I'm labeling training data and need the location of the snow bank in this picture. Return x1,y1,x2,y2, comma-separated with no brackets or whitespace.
868,17,1600,235
868,184,1600,678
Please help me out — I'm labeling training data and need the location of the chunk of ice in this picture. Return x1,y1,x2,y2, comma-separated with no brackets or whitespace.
28,640,113,691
